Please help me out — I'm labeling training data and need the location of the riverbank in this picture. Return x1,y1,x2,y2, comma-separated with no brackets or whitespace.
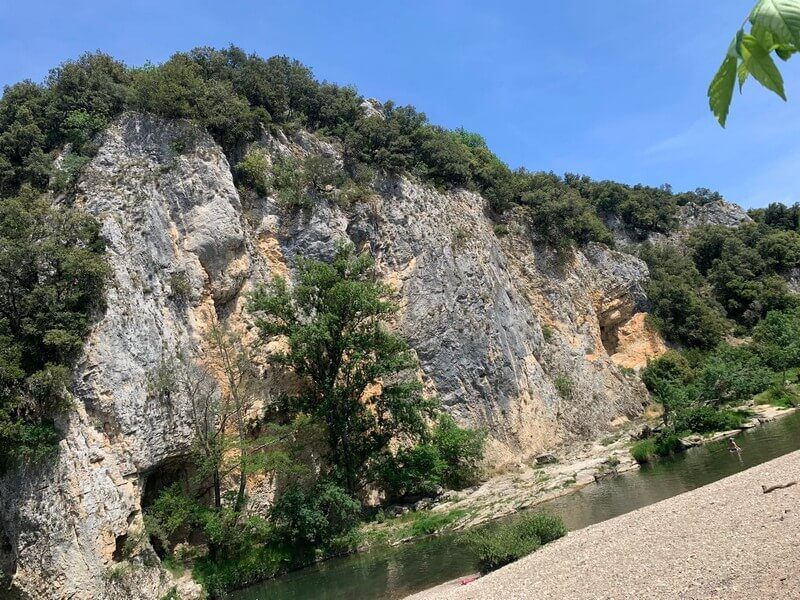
360,404,796,547
407,447,800,599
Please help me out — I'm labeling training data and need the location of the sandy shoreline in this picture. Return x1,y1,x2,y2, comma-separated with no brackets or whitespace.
407,447,800,599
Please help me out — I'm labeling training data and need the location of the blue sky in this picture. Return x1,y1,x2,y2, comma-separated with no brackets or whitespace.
2,0,799,208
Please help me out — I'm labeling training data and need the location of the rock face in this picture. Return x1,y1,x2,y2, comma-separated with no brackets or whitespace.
677,199,751,230
0,113,656,598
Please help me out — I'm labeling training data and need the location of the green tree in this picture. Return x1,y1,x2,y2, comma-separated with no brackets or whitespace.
0,189,108,468
270,481,361,549
639,244,729,348
641,352,695,425
431,413,486,489
752,309,800,381
756,229,800,270
248,244,434,493
693,344,773,405
145,324,302,560
375,412,485,499
527,189,612,251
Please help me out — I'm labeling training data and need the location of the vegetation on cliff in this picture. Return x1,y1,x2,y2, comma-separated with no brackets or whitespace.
142,246,485,596
2,47,728,242
634,305,800,463
4,43,800,595
0,188,108,468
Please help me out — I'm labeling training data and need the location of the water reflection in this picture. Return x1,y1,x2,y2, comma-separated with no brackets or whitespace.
233,410,800,600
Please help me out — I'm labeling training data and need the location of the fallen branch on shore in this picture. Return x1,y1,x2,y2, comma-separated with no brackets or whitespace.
761,481,797,494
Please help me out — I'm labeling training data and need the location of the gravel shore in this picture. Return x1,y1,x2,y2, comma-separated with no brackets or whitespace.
407,448,800,599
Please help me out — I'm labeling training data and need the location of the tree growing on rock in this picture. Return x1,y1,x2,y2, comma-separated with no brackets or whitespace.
248,243,435,493
145,319,302,559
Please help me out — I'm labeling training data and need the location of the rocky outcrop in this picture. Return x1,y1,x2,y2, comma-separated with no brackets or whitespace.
1,113,657,598
677,199,751,230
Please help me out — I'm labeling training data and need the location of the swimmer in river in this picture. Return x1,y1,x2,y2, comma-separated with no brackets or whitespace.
729,438,742,453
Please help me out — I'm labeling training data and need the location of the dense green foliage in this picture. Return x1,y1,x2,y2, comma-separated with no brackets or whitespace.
636,306,800,464
248,244,434,493
1,45,726,259
462,513,566,574
639,213,800,439
270,481,362,550
630,434,685,464
0,188,108,468
248,245,484,496
375,413,486,500
709,0,800,126
639,216,800,349
639,245,729,349
143,246,486,596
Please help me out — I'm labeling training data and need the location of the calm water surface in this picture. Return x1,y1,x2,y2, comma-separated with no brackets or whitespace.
232,410,800,600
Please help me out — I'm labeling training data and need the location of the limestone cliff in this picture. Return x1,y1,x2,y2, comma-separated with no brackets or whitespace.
1,113,662,598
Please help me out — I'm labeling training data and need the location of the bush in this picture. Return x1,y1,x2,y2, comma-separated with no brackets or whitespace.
693,345,773,405
462,513,566,574
631,438,657,464
270,153,310,209
761,384,799,408
672,406,746,433
553,374,574,399
270,481,361,549
431,414,486,490
51,152,91,193
375,443,446,500
641,351,693,392
193,543,291,598
336,180,372,208
653,431,684,457
493,224,509,236
236,148,270,195
527,191,612,250
376,414,485,499
168,271,192,301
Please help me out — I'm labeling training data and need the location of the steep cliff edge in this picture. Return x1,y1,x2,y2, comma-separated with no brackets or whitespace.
1,113,659,598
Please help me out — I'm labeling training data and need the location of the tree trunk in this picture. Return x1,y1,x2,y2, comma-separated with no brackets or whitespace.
213,469,221,510
234,465,247,513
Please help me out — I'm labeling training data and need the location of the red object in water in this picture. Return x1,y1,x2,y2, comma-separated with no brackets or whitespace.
460,576,479,586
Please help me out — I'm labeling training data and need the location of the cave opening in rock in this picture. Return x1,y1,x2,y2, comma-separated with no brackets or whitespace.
112,534,128,562
141,458,192,509
600,322,620,356
141,458,195,558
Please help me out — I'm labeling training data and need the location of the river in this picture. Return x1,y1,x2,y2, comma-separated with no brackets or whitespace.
231,410,800,600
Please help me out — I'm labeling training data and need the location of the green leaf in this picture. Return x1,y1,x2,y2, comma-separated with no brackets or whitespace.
737,62,750,92
751,0,800,47
752,22,778,49
740,34,787,100
708,54,738,127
